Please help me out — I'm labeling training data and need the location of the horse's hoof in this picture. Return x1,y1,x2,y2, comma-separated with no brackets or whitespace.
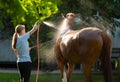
62,78,67,82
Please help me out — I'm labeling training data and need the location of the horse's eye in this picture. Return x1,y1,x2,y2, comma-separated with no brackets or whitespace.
70,14,74,17
66,15,69,17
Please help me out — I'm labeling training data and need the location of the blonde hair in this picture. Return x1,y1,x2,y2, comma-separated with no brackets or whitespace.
12,25,25,50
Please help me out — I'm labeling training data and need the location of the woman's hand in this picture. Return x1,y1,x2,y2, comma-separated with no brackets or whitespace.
30,20,41,35
29,45,37,51
29,47,32,51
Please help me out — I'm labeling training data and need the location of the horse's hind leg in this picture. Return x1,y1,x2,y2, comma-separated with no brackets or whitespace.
84,65,93,82
67,63,74,82
57,61,67,82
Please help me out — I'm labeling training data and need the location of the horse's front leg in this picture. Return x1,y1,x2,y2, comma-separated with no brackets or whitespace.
67,63,74,82
84,65,93,82
57,61,67,82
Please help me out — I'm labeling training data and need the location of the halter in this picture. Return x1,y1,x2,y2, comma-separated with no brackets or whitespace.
59,28,70,38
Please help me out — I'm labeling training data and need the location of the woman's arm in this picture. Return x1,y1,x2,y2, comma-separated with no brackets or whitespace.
14,50,19,58
30,21,40,35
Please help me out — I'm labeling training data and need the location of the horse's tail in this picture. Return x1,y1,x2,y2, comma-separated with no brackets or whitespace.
100,31,113,82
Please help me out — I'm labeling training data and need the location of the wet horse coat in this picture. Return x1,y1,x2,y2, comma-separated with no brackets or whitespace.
54,13,113,82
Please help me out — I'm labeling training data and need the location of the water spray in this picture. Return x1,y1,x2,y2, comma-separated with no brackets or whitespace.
35,20,58,82
43,21,55,28
42,21,59,30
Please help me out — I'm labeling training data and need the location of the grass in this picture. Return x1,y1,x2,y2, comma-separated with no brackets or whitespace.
0,72,119,82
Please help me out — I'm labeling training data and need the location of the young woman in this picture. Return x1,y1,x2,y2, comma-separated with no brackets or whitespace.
12,21,40,82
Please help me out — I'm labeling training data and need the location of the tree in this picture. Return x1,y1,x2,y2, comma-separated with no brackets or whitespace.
0,0,61,29
59,0,120,18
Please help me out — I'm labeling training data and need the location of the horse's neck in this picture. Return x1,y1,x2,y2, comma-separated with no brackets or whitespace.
60,28,70,36
59,25,71,38
61,19,75,31
66,19,75,29
58,19,75,38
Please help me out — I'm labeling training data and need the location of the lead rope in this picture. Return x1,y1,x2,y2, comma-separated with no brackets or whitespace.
36,27,40,82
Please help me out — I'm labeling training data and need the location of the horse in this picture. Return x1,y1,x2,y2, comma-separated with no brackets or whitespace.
54,13,113,82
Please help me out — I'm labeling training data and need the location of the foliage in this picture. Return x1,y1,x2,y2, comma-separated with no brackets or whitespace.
58,0,120,34
0,0,25,28
61,0,120,18
0,0,61,29
20,0,59,28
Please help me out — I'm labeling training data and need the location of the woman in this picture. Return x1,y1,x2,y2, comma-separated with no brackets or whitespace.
12,21,40,82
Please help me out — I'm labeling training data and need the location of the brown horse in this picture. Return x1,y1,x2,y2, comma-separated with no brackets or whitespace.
54,13,113,82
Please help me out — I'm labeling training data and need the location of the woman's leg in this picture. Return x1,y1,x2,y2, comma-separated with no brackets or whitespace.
17,62,24,82
24,62,31,82
17,62,31,82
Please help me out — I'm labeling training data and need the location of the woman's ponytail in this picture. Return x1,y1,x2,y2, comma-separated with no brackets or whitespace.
12,32,18,50
12,24,25,50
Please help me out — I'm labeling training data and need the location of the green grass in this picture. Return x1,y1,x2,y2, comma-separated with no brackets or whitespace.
0,72,119,82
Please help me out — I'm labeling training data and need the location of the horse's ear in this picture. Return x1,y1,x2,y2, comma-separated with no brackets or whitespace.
76,13,80,16
61,13,66,18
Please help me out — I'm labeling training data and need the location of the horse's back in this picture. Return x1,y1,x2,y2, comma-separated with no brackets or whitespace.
55,27,105,64
78,27,103,39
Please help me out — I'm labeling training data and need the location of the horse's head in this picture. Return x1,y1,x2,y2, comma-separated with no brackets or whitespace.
62,13,81,23
61,13,81,29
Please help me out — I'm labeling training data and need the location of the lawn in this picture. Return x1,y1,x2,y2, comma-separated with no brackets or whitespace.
0,72,119,82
